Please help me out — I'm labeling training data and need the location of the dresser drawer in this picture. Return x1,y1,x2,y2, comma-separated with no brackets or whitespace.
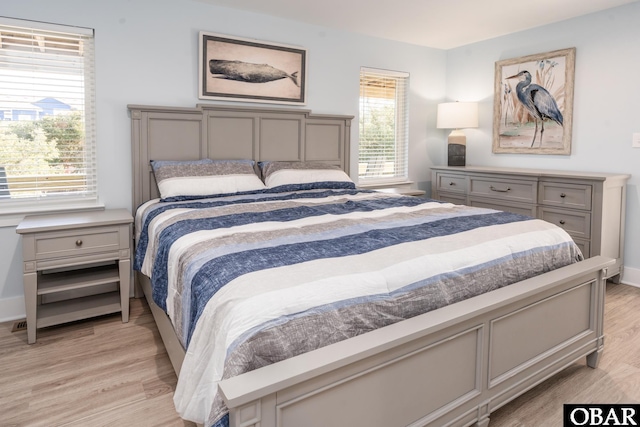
34,226,122,260
437,192,467,205
468,197,537,217
469,176,536,203
539,208,591,239
539,181,592,210
436,173,467,194
572,238,590,259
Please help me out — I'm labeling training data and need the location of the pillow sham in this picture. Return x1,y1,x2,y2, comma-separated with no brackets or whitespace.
150,159,266,200
259,161,355,190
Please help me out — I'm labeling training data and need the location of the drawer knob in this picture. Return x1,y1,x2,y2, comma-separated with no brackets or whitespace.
490,185,511,193
559,220,566,225
75,239,83,247
449,182,456,186
560,193,567,198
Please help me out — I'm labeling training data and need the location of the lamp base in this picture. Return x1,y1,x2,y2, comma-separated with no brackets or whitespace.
448,143,466,166
447,129,467,167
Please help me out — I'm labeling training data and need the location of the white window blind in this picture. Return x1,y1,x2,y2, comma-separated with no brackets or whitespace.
0,17,96,208
358,67,409,184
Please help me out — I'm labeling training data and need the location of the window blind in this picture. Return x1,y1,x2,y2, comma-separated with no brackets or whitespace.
358,67,409,183
0,17,96,206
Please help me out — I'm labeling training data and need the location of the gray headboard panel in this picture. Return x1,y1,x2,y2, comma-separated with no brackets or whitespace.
129,103,353,211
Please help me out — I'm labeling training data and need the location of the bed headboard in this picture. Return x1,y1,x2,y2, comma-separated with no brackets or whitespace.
129,103,353,211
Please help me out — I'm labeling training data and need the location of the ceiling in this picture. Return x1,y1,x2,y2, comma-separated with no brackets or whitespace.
195,0,638,49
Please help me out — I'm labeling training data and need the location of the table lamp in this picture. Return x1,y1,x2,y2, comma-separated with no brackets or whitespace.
436,102,478,166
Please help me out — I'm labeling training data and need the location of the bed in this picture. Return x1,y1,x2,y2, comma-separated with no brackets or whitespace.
129,103,614,427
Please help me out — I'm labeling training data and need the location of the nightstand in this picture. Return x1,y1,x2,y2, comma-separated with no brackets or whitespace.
16,209,133,344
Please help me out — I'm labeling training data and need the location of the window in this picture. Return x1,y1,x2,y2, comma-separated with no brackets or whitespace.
358,67,409,184
0,17,96,213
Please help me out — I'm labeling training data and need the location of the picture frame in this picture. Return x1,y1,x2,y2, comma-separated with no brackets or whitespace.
493,48,575,155
199,32,307,105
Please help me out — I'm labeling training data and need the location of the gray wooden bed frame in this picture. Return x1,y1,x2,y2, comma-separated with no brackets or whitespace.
129,103,614,427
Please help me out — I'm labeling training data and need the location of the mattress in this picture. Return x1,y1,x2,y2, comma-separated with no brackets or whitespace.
134,188,583,426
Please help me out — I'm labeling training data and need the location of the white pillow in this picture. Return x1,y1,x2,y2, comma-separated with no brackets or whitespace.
150,159,265,200
259,161,354,190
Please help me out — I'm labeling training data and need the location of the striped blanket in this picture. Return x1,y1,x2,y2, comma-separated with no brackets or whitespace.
134,188,583,427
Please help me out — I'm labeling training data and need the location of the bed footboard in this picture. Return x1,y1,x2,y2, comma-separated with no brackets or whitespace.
219,256,612,427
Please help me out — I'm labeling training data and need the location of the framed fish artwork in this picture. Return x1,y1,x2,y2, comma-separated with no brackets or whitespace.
493,47,575,155
199,32,307,105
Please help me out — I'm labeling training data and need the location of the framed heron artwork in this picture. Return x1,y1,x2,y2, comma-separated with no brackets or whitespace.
199,32,307,105
493,48,575,154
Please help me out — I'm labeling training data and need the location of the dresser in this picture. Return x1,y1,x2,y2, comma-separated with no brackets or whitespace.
431,166,629,282
16,209,133,344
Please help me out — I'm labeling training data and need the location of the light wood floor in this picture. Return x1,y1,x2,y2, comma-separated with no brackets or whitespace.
1,283,639,427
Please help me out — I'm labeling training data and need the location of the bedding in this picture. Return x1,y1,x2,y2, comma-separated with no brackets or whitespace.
133,187,583,427
150,159,265,201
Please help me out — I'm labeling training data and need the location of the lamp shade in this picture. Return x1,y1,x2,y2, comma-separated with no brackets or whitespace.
436,102,478,129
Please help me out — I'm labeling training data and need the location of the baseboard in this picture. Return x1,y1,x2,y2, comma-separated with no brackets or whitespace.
0,295,25,323
621,266,640,288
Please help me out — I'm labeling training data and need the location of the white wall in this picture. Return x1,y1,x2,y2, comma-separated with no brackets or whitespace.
0,0,446,320
444,2,640,285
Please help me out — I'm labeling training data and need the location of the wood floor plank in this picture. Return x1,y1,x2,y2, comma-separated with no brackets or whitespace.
0,298,194,427
59,393,195,427
0,283,638,427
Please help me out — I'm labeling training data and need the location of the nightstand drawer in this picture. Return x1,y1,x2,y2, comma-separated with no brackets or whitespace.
469,176,536,203
539,208,591,239
539,182,592,210
436,173,467,193
34,227,121,260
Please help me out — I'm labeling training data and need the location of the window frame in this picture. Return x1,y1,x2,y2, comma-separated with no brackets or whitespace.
358,67,410,186
0,17,100,225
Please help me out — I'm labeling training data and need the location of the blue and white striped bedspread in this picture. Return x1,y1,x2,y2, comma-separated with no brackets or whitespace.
133,188,583,426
